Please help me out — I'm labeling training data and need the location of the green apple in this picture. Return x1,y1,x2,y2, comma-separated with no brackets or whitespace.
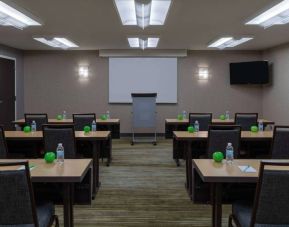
187,126,195,133
23,126,31,133
213,151,224,162
251,125,258,133
100,114,107,120
177,114,183,120
44,152,56,163
83,125,91,133
56,114,63,120
219,114,226,120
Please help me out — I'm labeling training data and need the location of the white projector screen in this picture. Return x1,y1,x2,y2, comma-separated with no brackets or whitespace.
109,58,177,103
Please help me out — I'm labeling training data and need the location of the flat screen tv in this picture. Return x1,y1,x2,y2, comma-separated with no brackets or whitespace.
230,61,269,85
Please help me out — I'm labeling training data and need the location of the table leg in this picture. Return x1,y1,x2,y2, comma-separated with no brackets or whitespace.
106,136,112,166
186,140,193,198
212,183,222,227
63,183,74,227
185,141,193,198
92,141,100,196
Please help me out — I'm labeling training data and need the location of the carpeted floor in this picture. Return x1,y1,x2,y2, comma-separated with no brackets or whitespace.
56,138,231,226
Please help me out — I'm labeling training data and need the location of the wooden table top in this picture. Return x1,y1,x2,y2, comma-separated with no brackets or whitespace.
0,159,92,182
13,118,120,124
173,130,273,140
193,159,289,183
165,118,274,124
5,131,111,140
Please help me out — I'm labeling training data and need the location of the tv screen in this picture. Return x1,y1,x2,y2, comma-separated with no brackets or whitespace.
230,61,269,84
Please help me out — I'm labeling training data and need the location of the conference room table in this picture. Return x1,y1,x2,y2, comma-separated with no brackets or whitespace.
173,131,273,201
193,159,289,227
165,118,274,138
4,130,111,196
12,118,121,138
0,158,93,227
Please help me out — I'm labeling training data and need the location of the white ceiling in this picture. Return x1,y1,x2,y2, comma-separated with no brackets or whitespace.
0,0,289,50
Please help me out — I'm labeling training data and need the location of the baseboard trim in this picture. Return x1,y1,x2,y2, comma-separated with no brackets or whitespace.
120,133,165,137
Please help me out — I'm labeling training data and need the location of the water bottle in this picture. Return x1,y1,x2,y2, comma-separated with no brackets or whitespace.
258,120,264,131
194,120,200,132
106,110,110,119
225,110,230,120
182,110,187,120
226,142,234,165
63,110,67,120
91,120,97,132
31,120,37,132
56,143,64,165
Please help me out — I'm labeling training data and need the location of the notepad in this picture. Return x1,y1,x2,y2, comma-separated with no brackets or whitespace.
239,165,256,173
17,164,36,171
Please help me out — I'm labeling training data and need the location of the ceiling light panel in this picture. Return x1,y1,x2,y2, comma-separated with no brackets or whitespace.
0,1,41,29
150,0,172,25
208,37,233,48
208,37,253,49
128,37,159,49
114,0,172,28
246,0,289,28
114,0,137,25
147,38,159,47
128,37,140,47
34,38,78,49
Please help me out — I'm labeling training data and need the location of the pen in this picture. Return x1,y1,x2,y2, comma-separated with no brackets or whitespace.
243,165,250,172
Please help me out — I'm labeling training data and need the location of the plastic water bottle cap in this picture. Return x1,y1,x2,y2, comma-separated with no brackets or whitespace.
195,120,198,123
58,143,62,146
228,142,232,146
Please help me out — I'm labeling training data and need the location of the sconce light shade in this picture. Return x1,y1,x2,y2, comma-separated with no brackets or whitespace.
79,66,89,78
198,67,209,80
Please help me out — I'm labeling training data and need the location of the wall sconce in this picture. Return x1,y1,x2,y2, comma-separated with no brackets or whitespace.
78,66,89,78
198,67,209,80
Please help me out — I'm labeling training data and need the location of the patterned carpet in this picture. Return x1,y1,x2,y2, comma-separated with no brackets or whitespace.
56,138,231,226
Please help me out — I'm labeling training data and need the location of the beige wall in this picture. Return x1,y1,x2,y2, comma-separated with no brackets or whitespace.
262,44,289,124
23,50,263,133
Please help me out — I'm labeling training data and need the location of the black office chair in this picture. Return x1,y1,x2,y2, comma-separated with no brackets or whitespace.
72,113,96,131
0,161,59,227
271,126,289,158
0,125,8,158
189,113,212,131
207,125,241,158
229,161,289,227
42,124,76,159
235,113,258,131
25,113,48,130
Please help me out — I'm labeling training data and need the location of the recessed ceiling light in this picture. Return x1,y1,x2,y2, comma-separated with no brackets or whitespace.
114,0,171,29
246,0,289,28
0,1,41,29
208,37,253,49
34,37,79,49
128,37,159,49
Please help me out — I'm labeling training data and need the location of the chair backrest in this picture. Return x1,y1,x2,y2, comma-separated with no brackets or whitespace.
72,113,96,131
0,125,8,158
271,126,289,159
234,113,258,131
42,124,76,158
207,125,241,158
25,113,48,130
0,161,38,226
189,113,212,131
250,162,289,227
